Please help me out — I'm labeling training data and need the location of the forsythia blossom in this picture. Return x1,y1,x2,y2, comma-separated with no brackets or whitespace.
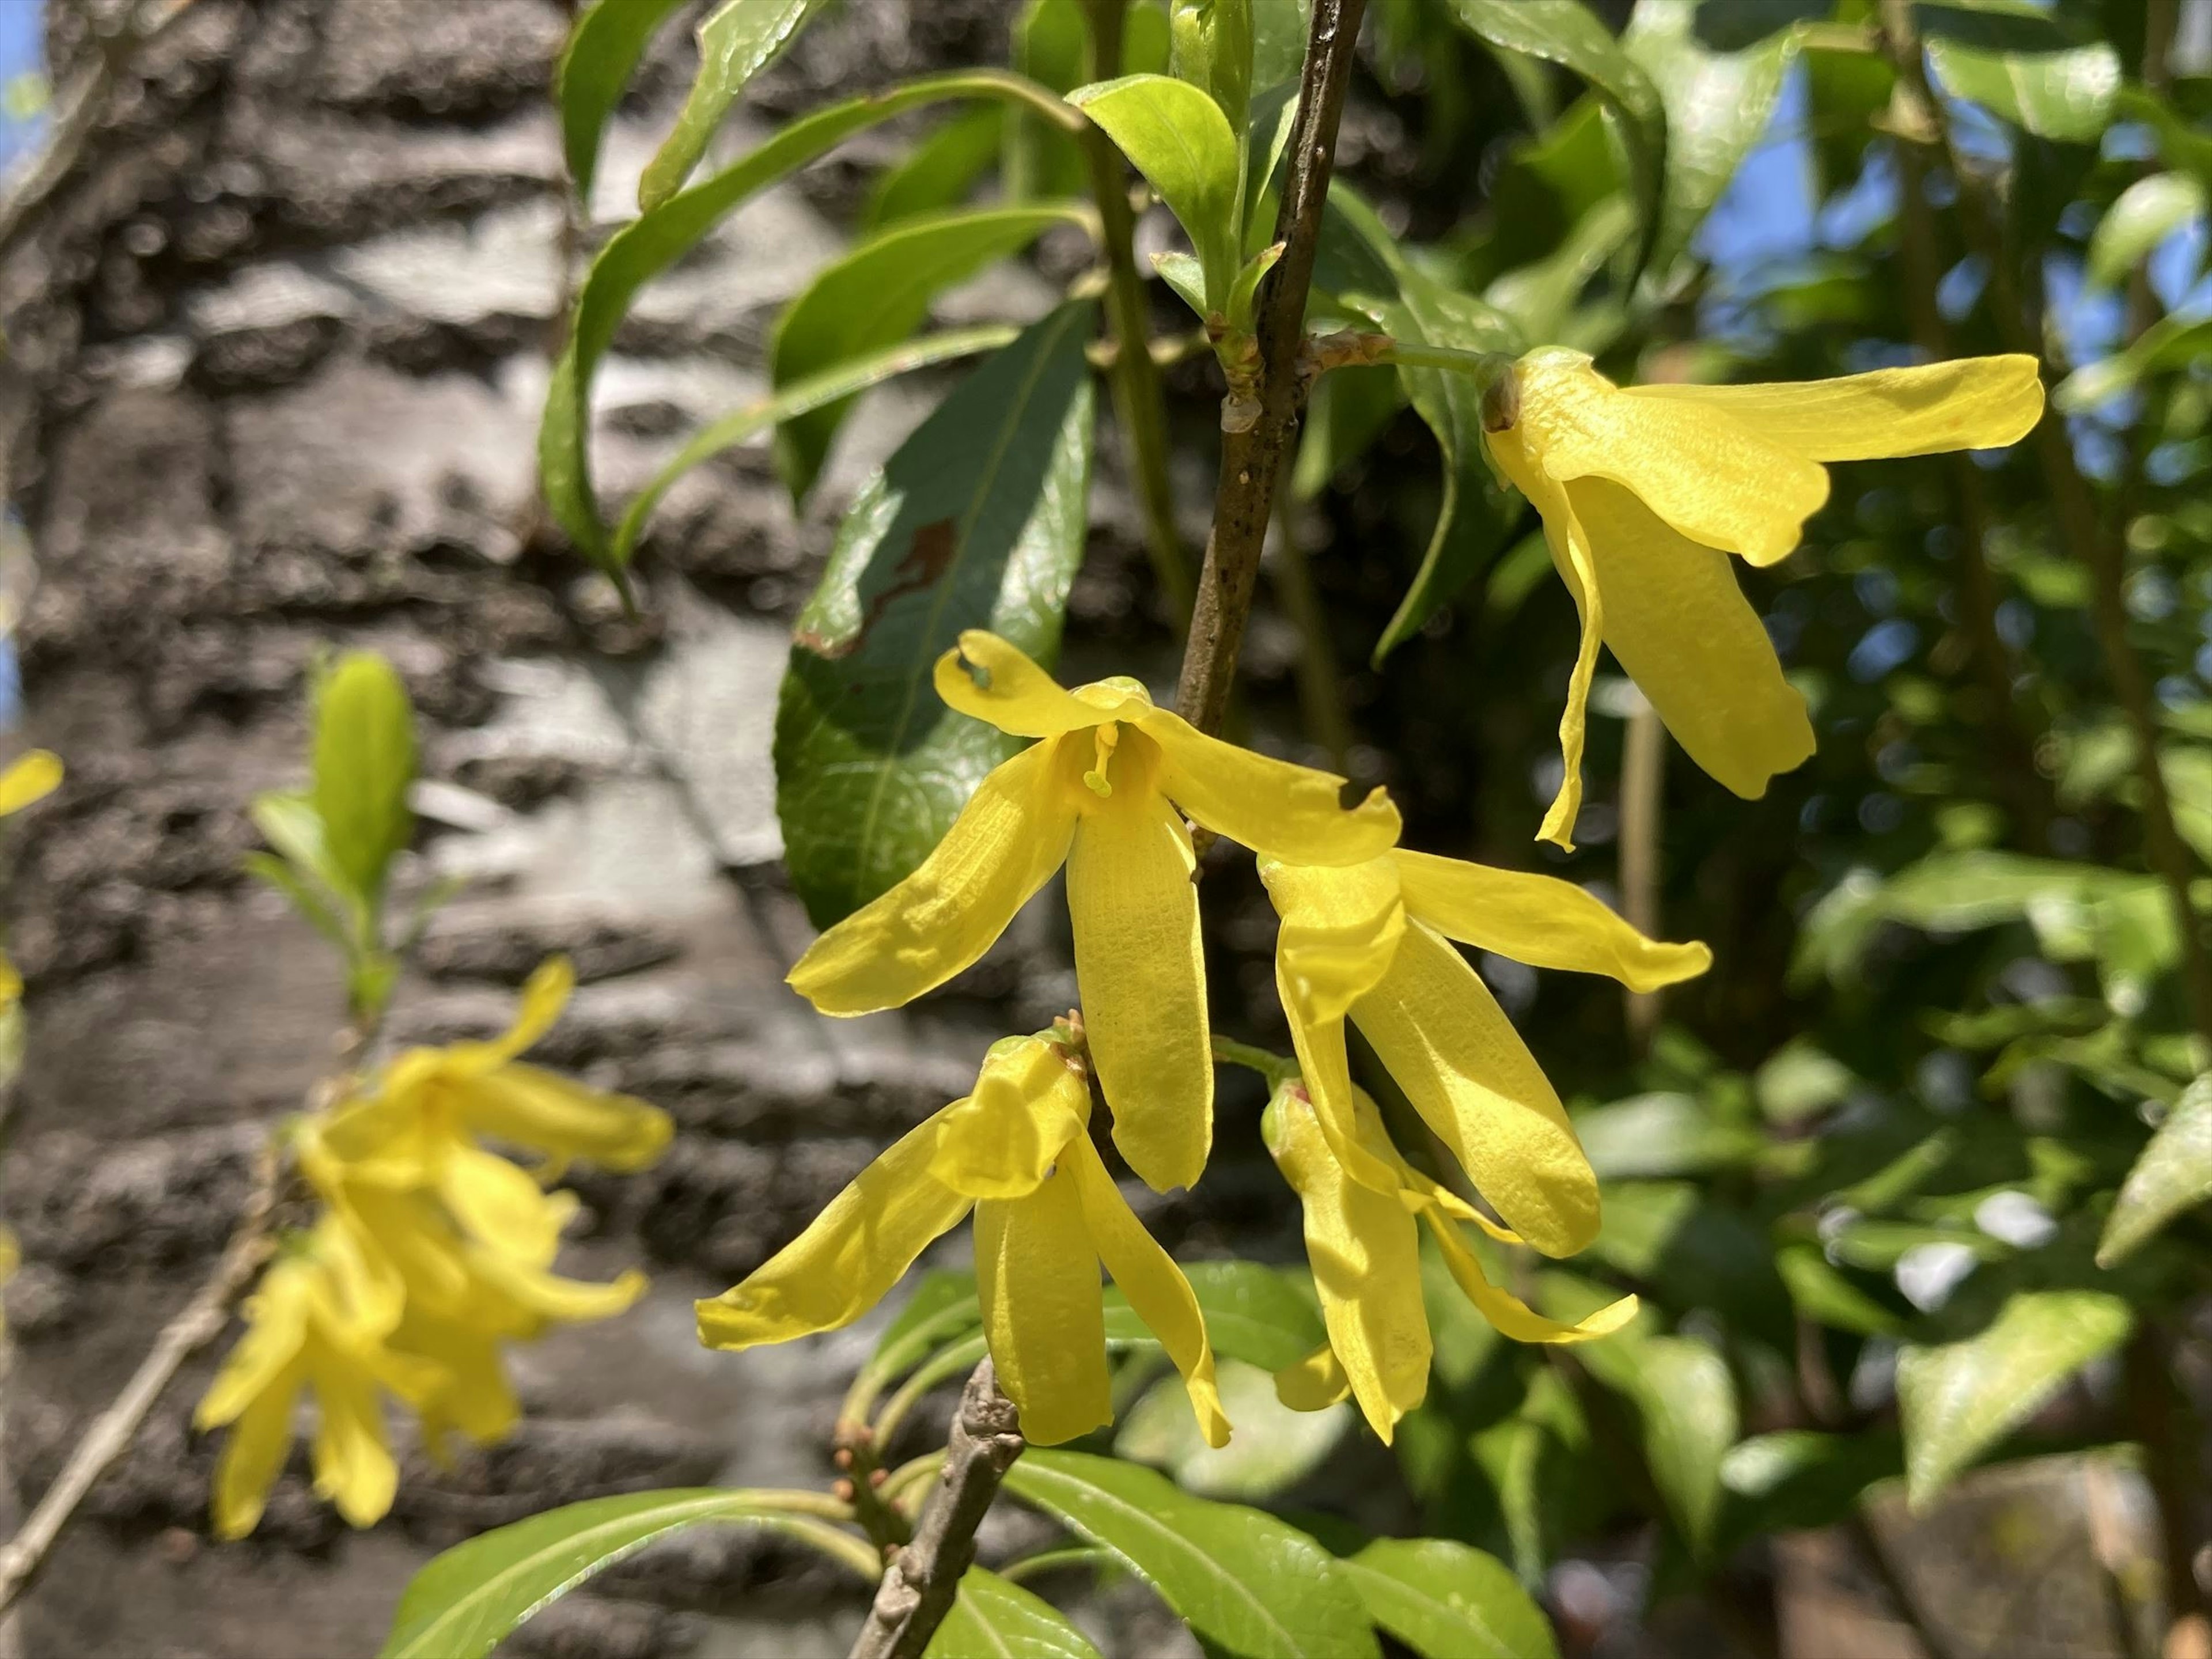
1480,350,2044,846
787,630,1400,1193
698,1033,1230,1449
197,959,671,1537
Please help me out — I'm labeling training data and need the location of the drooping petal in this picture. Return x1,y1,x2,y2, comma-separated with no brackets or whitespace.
467,1248,646,1331
1631,355,2043,463
696,1116,973,1350
387,1311,521,1450
1139,709,1401,865
196,1265,313,1430
1274,1344,1353,1412
442,957,575,1076
933,630,1139,737
1063,1134,1230,1448
1352,921,1599,1257
1274,958,1413,1203
440,1141,571,1266
1393,850,1713,992
975,1171,1112,1446
306,1355,399,1528
787,736,1084,1016
1573,475,1816,801
209,1360,306,1540
0,751,61,816
1067,761,1211,1192
454,1065,673,1172
1516,347,1828,567
1260,856,1406,1025
1422,1209,1639,1344
1265,1089,1430,1444
930,1036,1090,1200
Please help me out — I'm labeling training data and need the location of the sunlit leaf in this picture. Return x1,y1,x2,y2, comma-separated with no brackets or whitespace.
640,0,838,209
557,0,688,202
2098,1075,2212,1266
1338,1537,1559,1659
927,1567,1104,1659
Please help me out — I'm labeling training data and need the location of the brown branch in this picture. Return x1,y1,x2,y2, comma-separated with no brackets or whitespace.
846,1360,1025,1659
1174,0,1370,736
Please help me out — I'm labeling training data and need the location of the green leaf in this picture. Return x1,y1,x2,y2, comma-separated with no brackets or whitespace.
241,851,351,952
641,0,837,209
1775,1246,1902,1338
541,71,1069,575
311,652,416,907
1921,1,2118,141
1896,1289,2134,1506
1572,1092,1762,1180
873,1270,984,1369
1069,74,1243,308
249,791,363,940
865,107,1009,231
1443,0,1668,278
927,1567,1105,1659
557,0,688,202
1338,1538,1559,1659
1117,1358,1349,1500
378,1490,867,1659
1171,0,1255,138
1611,1335,1738,1555
1003,1450,1382,1659
1251,0,1309,90
2098,1075,2212,1266
774,304,1094,929
1718,1431,1904,1545
1105,1259,1325,1372
2055,312,2212,412
2086,171,2206,291
771,204,1085,502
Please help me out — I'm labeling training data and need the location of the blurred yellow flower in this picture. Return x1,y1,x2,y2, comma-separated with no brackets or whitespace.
787,630,1400,1194
1263,849,1709,1257
1481,350,2043,847
0,749,60,1013
698,1034,1230,1450
1264,1081,1634,1444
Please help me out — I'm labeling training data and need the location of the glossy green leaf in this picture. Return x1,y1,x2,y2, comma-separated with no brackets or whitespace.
2086,172,2206,291
1003,1449,1382,1659
927,1567,1105,1659
378,1490,868,1659
2098,1075,2212,1266
1444,0,1667,278
540,70,1071,575
641,0,836,209
771,204,1085,502
557,0,688,202
1896,1288,2134,1506
1251,0,1309,89
1104,1259,1325,1372
1117,1358,1349,1500
865,107,1009,231
1339,1538,1559,1659
1069,73,1243,307
774,304,1094,929
1171,0,1255,138
1921,1,2119,142
311,652,416,905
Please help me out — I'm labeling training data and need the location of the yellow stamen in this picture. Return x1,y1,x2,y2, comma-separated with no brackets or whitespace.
1082,724,1120,798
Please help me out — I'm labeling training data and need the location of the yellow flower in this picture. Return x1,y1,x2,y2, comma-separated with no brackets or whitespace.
697,1035,1232,1450
1480,350,2044,847
1263,1080,1635,1444
787,631,1401,1193
1262,849,1710,1257
0,750,60,1013
194,1217,435,1539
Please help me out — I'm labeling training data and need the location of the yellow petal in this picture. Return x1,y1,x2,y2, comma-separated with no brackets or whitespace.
306,1355,399,1528
1423,1210,1639,1344
1275,1344,1353,1412
209,1360,305,1540
930,1037,1090,1200
1140,709,1401,866
1351,922,1599,1257
1392,850,1712,992
1266,1089,1429,1444
1063,1134,1230,1449
197,1263,313,1430
975,1172,1112,1446
1516,347,1828,568
1260,855,1407,1024
1067,767,1211,1192
440,1141,570,1267
0,952,20,1012
456,1065,673,1172
933,631,1137,737
0,751,61,816
696,1116,973,1349
1631,355,2044,463
1274,960,1414,1203
387,1312,521,1448
444,957,575,1076
787,736,1082,1015
468,1248,646,1329
1572,475,1816,800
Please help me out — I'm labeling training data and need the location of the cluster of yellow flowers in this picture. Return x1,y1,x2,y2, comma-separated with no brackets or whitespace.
701,349,2045,1449
196,960,672,1537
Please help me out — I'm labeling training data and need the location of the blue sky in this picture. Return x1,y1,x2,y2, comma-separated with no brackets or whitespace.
1,0,43,165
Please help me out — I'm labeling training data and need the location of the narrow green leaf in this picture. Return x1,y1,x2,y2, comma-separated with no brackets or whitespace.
771,204,1086,502
927,1567,1105,1659
312,652,416,906
1616,1336,1738,1554
864,107,1009,232
641,0,836,209
2086,172,2206,291
873,1270,984,1368
557,0,688,202
1339,1538,1559,1659
1171,0,1255,138
1003,1449,1382,1659
2099,1075,2212,1266
1920,1,2118,141
249,791,364,940
1069,73,1243,308
1896,1289,2134,1506
774,304,1094,928
377,1490,868,1659
241,851,351,952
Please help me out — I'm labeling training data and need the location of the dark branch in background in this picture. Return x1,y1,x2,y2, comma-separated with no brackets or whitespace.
1176,0,1371,736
